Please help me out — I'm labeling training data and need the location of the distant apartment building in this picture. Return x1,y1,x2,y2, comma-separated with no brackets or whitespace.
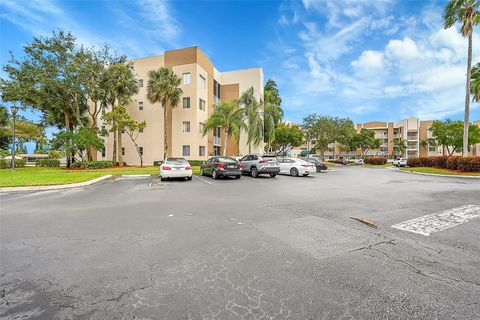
95,47,264,165
294,117,479,159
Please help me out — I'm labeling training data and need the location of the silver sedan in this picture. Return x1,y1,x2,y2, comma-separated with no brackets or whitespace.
277,157,315,177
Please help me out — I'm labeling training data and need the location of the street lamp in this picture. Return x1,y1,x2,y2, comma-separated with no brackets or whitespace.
11,105,18,171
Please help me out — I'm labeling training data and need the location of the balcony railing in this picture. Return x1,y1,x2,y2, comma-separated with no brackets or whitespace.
407,135,418,140
214,136,221,145
407,146,418,150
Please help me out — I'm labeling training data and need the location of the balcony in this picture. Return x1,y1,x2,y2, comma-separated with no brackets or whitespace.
407,146,418,150
214,136,221,146
407,135,418,140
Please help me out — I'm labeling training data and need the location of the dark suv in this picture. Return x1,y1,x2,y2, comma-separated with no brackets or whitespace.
239,154,280,178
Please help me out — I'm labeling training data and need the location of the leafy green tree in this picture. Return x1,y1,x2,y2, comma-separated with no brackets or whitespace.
147,67,182,161
273,122,304,156
354,129,381,158
51,128,104,162
202,101,242,156
48,150,64,159
429,119,480,155
335,118,356,159
263,80,284,151
444,0,480,156
392,139,407,158
238,87,263,153
0,106,10,149
302,114,337,160
101,62,139,164
103,105,146,166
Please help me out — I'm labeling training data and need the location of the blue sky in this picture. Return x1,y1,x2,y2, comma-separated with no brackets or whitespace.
1,0,479,133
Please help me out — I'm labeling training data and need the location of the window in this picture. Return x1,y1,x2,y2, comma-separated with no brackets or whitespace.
139,147,144,155
122,147,125,156
199,146,205,156
429,146,436,152
138,101,143,110
182,145,190,156
199,75,206,88
182,121,190,133
214,79,221,102
138,79,143,87
214,126,221,137
199,122,204,134
101,148,105,158
199,98,206,111
213,146,221,156
182,73,190,84
139,127,143,133
183,97,190,109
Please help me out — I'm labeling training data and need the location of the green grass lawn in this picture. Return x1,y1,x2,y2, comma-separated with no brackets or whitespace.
400,167,480,176
362,163,393,168
0,166,201,187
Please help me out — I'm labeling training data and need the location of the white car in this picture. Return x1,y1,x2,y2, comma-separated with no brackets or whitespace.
277,157,314,177
393,158,408,167
159,158,193,181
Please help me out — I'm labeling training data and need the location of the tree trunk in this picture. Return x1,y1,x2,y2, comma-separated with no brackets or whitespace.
118,127,123,166
163,102,168,161
64,109,72,168
112,123,117,165
248,143,251,154
320,149,325,161
463,34,472,157
223,131,228,156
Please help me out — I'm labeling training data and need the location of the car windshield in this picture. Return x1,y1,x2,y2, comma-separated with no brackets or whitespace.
166,158,188,165
218,157,237,163
305,158,319,164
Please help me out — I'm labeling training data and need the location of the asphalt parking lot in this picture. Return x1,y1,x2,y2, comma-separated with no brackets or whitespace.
1,166,480,319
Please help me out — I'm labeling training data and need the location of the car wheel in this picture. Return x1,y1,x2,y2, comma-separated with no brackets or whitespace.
303,174,309,177
290,168,299,177
160,177,165,181
235,175,241,179
212,170,218,179
269,173,276,178
200,169,205,176
251,167,259,178
187,176,192,181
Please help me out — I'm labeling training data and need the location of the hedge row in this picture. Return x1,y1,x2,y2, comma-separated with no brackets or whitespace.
70,161,113,169
36,159,60,167
407,156,480,172
0,159,26,169
154,159,205,166
364,157,387,165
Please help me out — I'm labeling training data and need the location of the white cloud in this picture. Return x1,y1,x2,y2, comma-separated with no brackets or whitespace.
136,0,180,43
385,37,419,60
351,50,385,69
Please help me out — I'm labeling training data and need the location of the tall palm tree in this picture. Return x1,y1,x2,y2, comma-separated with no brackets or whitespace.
392,139,407,158
102,62,139,164
263,80,284,152
444,0,480,156
146,68,182,161
238,87,263,153
202,101,242,156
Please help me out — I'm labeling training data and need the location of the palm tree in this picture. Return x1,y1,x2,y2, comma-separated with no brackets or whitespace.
263,80,284,152
392,139,407,158
444,0,480,156
202,101,242,156
102,62,139,165
238,87,263,153
146,68,182,161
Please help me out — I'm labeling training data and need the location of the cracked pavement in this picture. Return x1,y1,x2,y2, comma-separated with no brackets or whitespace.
1,166,479,319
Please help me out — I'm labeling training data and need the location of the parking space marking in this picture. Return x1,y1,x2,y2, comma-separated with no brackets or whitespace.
195,175,213,185
391,205,480,236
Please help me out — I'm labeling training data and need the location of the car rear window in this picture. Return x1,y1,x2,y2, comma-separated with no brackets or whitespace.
262,156,277,160
166,158,188,165
218,157,237,163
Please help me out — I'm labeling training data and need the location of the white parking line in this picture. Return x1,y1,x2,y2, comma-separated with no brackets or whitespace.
195,176,213,185
391,205,480,236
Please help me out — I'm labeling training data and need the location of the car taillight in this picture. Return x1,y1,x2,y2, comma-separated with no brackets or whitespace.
185,166,192,170
162,166,171,170
259,160,267,164
302,164,310,167
218,163,225,169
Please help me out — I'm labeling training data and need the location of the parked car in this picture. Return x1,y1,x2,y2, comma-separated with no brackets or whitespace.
277,158,313,177
330,159,348,165
394,158,408,167
303,157,328,172
159,158,193,181
239,154,280,178
354,159,364,165
200,156,242,179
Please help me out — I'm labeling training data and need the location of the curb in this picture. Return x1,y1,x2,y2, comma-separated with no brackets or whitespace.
0,175,114,192
120,174,152,179
397,169,480,179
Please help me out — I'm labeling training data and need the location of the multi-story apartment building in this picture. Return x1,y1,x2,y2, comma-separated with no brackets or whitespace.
293,117,479,159
95,46,264,165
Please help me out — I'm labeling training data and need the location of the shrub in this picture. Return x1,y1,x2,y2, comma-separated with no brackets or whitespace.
406,156,480,172
36,159,60,167
432,156,448,168
0,158,26,169
407,158,419,167
70,161,113,169
48,150,63,159
446,156,462,170
456,157,480,172
364,157,387,165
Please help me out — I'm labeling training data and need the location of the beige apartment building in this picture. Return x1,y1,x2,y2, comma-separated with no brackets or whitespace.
294,117,479,159
96,47,264,165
